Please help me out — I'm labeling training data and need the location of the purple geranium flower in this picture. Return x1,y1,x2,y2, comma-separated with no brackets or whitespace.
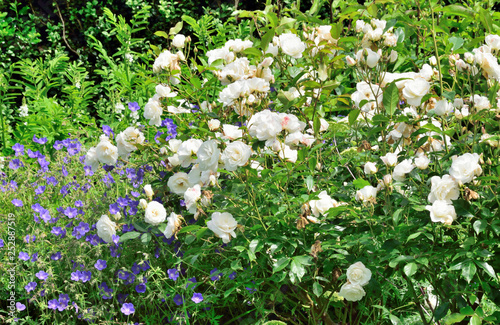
36,271,49,281
19,252,30,261
35,185,46,195
11,199,23,207
9,159,23,170
121,303,135,315
168,269,179,281
173,294,184,306
128,102,140,111
95,259,107,271
33,135,48,144
102,125,114,138
210,268,222,281
135,283,146,293
16,302,26,311
51,252,62,261
191,293,203,303
12,143,24,156
25,282,37,293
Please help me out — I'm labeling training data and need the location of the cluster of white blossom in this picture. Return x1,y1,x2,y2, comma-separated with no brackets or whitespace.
85,127,145,171
339,262,372,301
425,153,482,225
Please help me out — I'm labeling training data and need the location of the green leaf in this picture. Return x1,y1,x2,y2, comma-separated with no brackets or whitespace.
395,27,405,43
404,262,418,277
460,306,474,316
449,36,464,52
306,175,314,191
462,260,477,283
478,8,493,33
313,115,321,136
249,239,260,253
469,315,481,325
383,81,399,117
119,231,141,243
353,179,371,189
476,261,497,279
290,259,306,282
273,257,290,273
313,282,323,297
348,109,360,125
260,28,275,51
435,302,450,322
154,31,169,39
141,232,152,244
169,21,183,35
473,220,487,235
293,255,313,266
262,321,287,325
443,313,466,324
407,232,421,242
178,225,201,234
242,47,262,58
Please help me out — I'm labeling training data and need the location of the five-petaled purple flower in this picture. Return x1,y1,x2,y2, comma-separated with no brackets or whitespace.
191,293,203,304
121,303,135,315
94,259,107,271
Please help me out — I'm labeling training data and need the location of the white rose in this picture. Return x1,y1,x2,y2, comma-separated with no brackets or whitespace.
144,184,154,200
485,34,500,50
225,39,253,53
393,159,415,182
402,77,430,106
168,139,182,153
155,84,177,98
449,153,482,184
95,138,118,166
355,185,378,203
144,97,163,126
384,34,398,47
144,201,167,226
163,212,182,238
434,99,453,116
168,172,191,195
425,200,457,225
471,94,490,111
184,185,201,214
389,50,398,63
116,127,145,158
380,152,398,167
414,155,430,170
278,33,306,59
278,145,298,163
207,212,237,243
197,140,220,172
177,139,203,168
279,113,306,134
364,48,381,68
222,124,243,140
355,20,366,33
428,175,460,203
221,141,252,171
364,162,378,175
96,215,117,243
247,110,283,141
172,34,186,48
346,55,357,66
429,56,437,66
208,119,221,131
346,262,372,286
339,283,366,302
309,191,338,217
371,18,387,30
139,199,148,209
85,147,100,172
